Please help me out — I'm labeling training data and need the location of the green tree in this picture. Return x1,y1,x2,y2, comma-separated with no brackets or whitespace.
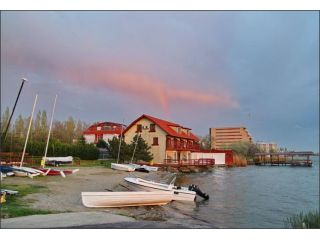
65,116,75,143
130,134,153,162
106,136,131,163
222,141,260,160
14,114,25,138
40,110,48,141
33,110,41,140
1,107,10,134
74,120,84,139
199,134,211,150
96,139,107,148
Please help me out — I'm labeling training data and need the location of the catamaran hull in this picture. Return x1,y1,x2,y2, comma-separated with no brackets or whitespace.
32,167,79,176
81,191,173,208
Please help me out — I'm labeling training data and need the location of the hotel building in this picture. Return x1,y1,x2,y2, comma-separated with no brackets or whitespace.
210,126,252,149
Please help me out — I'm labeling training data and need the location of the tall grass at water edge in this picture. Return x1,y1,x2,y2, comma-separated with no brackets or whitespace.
285,210,320,228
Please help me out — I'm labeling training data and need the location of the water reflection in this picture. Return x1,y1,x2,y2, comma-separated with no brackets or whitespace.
168,157,319,228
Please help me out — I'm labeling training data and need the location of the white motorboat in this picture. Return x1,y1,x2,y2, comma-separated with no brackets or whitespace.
124,177,196,201
111,163,135,172
81,191,173,208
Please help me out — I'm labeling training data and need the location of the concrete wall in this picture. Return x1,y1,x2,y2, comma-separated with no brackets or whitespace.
124,118,167,163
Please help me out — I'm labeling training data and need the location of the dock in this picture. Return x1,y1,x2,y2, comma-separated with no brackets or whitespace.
254,151,314,167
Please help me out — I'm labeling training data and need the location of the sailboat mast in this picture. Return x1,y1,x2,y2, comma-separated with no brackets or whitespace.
130,133,140,164
20,94,38,167
42,94,57,166
1,78,27,144
116,123,124,164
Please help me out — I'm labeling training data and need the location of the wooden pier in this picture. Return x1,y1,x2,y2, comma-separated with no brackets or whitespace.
254,151,314,167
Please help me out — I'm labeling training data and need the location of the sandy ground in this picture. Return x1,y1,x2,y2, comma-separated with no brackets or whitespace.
1,166,160,212
1,167,213,228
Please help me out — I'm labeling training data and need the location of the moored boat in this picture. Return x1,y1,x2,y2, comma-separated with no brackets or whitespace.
124,177,197,201
111,163,135,172
45,156,73,166
81,191,173,208
32,167,79,176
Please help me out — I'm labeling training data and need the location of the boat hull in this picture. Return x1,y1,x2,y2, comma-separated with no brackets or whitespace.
32,167,79,176
81,191,173,208
124,177,196,201
111,163,135,172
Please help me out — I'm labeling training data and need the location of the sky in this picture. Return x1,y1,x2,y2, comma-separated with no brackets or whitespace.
1,11,319,152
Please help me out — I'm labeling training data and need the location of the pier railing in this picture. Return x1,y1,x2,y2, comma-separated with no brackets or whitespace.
254,152,313,167
161,158,215,166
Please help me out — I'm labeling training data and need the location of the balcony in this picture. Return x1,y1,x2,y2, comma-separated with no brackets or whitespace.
166,141,200,151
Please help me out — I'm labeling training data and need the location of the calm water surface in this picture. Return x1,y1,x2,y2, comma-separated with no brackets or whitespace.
167,156,319,228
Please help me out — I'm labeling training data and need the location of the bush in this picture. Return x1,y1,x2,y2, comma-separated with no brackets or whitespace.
24,140,99,160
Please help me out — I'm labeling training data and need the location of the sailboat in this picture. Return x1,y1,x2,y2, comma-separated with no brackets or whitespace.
11,94,45,178
111,124,136,172
31,95,79,177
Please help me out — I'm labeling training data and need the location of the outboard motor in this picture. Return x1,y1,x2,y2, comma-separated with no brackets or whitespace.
188,184,209,200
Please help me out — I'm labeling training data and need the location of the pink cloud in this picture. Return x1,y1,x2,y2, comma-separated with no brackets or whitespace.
56,65,239,112
4,47,239,112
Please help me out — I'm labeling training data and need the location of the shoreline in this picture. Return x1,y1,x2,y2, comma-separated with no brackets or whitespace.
1,166,213,228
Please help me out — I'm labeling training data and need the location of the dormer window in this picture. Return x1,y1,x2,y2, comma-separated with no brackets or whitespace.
150,124,156,132
136,124,142,133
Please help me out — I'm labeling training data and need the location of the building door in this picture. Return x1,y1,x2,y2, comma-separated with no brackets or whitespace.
177,152,180,161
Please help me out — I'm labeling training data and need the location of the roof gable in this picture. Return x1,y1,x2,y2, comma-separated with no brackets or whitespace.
123,114,199,141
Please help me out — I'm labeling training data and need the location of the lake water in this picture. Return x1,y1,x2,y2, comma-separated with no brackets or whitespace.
166,156,319,228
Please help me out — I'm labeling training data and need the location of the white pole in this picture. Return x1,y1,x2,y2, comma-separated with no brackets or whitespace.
131,134,140,164
116,123,124,164
42,94,57,167
20,94,38,167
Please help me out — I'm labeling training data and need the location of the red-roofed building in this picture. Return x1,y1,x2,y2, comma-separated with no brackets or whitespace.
123,114,201,163
83,122,126,144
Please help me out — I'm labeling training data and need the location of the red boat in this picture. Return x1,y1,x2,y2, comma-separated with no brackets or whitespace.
32,167,79,177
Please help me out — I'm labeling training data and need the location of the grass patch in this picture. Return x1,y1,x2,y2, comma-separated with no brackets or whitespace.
1,184,55,218
104,159,117,168
78,159,108,167
285,210,320,228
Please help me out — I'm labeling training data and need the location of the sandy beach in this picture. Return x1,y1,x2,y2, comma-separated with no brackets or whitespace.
1,166,207,228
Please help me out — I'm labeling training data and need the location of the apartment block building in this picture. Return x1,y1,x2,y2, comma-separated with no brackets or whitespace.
210,127,252,149
256,142,278,153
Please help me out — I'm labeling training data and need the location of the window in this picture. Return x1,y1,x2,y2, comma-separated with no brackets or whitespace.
150,124,156,132
152,137,159,146
136,124,142,132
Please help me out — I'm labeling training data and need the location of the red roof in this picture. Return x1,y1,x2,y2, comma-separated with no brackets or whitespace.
83,122,126,135
123,114,199,141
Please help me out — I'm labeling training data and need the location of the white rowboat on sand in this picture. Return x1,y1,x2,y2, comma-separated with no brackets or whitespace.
111,163,135,172
81,191,173,208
